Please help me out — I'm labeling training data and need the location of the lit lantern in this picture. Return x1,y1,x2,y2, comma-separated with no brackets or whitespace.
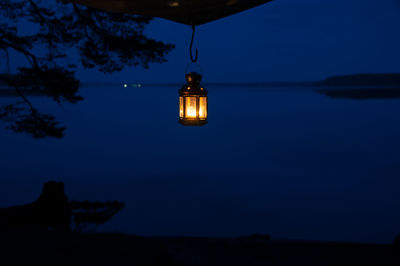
179,72,208,126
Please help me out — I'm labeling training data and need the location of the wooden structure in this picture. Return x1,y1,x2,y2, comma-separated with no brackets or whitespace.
68,0,273,25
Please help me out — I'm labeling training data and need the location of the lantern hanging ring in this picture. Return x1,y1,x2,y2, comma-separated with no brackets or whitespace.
190,25,198,63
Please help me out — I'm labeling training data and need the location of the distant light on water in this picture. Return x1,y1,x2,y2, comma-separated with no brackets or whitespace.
168,1,180,7
123,83,142,88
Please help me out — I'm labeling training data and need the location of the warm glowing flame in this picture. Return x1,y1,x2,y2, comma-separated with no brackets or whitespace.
185,97,197,118
179,97,184,118
199,97,207,119
186,108,196,118
179,95,207,123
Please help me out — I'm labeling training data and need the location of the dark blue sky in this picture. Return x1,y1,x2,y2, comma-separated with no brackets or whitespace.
7,0,400,83
96,0,400,84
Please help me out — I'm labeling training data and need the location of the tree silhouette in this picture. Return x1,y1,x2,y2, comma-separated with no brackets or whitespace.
0,0,175,138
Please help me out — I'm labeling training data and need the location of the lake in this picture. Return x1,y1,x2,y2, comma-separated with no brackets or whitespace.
1,84,399,244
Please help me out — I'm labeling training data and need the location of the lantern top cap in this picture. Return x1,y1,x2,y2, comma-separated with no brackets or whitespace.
185,72,202,85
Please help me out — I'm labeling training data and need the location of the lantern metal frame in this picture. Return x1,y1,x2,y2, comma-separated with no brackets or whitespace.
179,72,208,126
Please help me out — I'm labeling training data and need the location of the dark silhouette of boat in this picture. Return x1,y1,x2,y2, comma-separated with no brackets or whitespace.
0,181,124,232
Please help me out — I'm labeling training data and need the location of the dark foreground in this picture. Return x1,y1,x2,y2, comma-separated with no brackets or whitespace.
1,231,399,266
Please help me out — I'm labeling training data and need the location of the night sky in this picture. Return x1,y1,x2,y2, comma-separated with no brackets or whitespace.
77,0,400,84
5,0,400,84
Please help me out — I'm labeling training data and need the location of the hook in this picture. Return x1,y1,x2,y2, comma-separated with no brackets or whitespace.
190,25,198,63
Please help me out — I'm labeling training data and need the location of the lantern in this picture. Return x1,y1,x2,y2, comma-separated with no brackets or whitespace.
179,72,208,126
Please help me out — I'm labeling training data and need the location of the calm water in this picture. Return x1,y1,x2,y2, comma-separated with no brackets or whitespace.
1,85,400,244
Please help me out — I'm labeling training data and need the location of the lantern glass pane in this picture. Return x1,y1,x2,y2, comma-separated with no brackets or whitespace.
179,96,184,118
199,97,207,119
185,96,197,118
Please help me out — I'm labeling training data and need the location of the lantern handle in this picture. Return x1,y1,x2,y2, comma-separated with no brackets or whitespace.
184,62,203,76
190,25,198,63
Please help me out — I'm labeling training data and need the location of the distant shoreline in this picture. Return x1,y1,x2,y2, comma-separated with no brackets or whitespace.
88,73,400,87
2,73,400,89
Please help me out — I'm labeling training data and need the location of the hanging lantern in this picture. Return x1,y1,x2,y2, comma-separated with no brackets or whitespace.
179,72,208,126
67,1,273,128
